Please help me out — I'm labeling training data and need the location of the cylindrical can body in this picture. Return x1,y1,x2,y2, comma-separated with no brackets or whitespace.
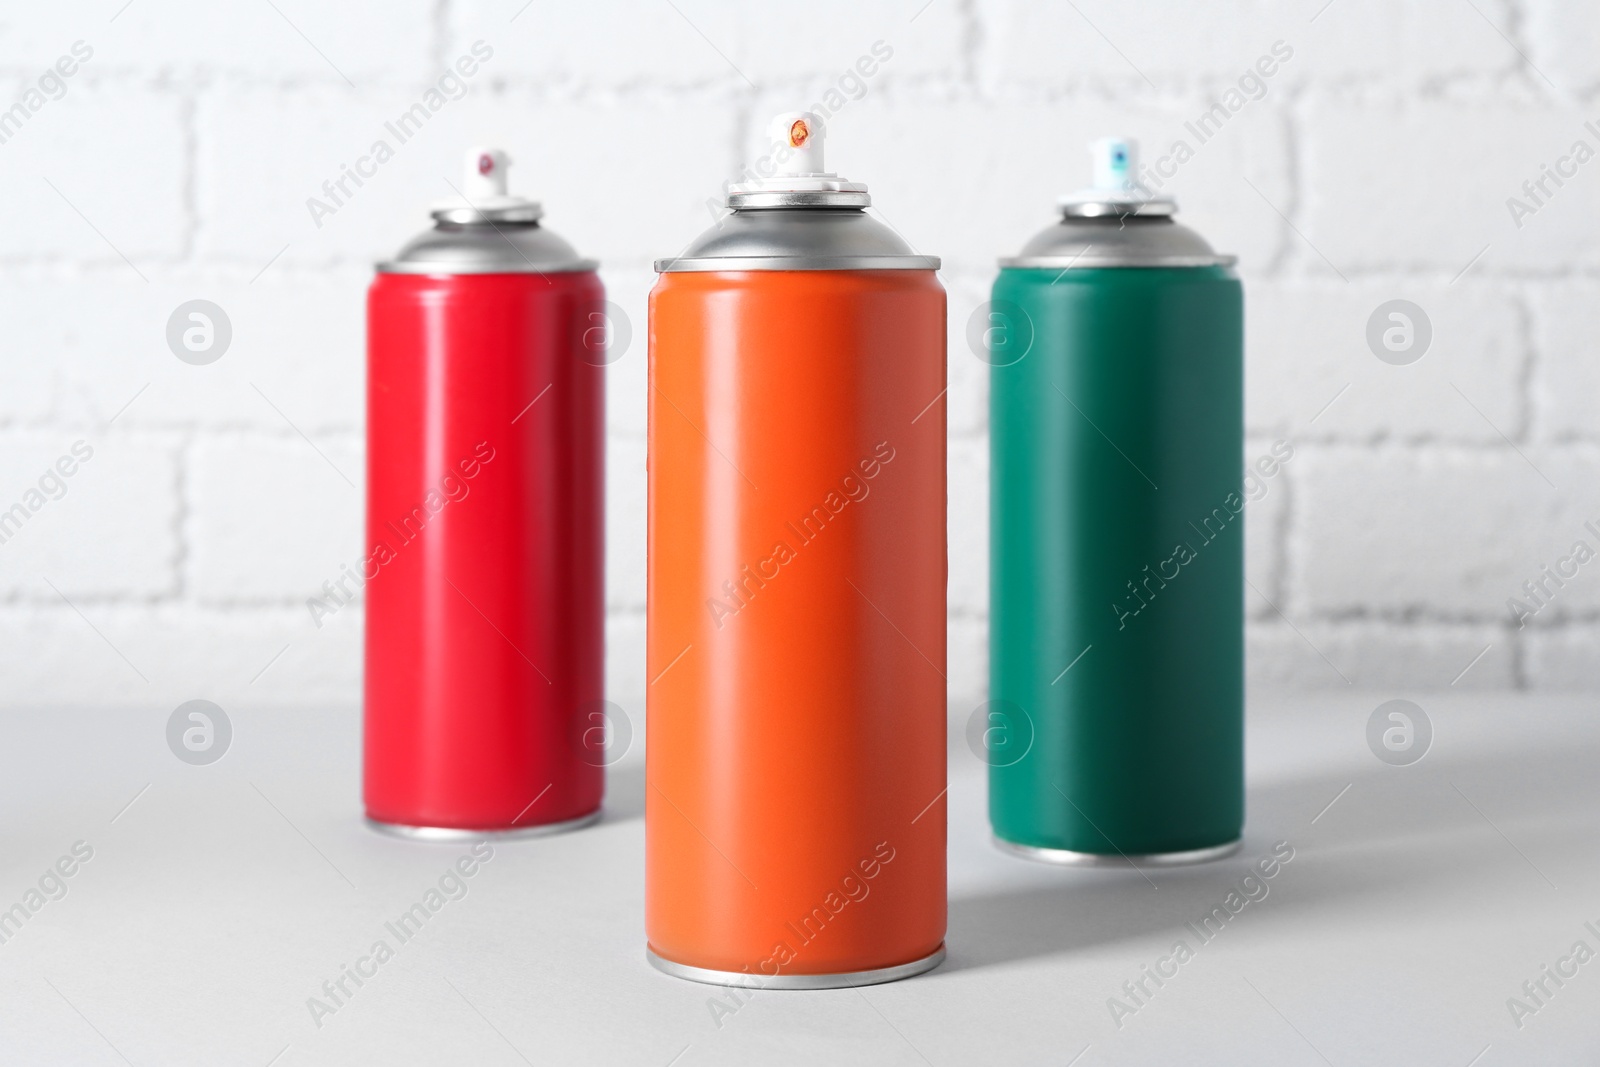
647,269,947,980
364,270,605,832
989,265,1244,856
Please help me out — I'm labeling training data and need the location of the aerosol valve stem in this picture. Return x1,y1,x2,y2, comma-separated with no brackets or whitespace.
771,111,826,177
1090,137,1139,194
464,146,511,201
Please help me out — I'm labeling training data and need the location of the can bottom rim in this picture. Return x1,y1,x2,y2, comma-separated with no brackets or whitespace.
364,808,602,842
646,945,946,989
993,835,1243,868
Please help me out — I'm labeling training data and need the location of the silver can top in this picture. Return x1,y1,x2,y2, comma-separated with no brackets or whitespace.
378,147,597,275
1001,137,1235,270
658,112,939,273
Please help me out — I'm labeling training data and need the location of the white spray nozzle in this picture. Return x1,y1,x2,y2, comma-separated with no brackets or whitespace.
464,147,511,200
432,146,540,219
1058,135,1173,215
1090,137,1138,193
726,110,867,198
770,111,825,176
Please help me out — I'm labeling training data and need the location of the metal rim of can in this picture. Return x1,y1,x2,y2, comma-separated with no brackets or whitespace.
376,258,601,275
656,253,941,272
645,945,946,989
727,189,872,210
1059,199,1176,219
431,204,545,225
996,253,1238,270
363,810,603,840
992,835,1244,867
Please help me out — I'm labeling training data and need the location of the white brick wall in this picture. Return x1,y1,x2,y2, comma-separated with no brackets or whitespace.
2,0,1595,720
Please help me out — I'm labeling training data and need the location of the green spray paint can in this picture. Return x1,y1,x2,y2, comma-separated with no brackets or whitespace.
984,137,1244,866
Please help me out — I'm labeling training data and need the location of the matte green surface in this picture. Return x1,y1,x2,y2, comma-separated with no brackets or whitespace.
987,266,1244,855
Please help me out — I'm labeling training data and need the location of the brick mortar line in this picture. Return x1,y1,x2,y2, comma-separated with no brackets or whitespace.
1508,287,1538,443
8,427,1600,451
1510,624,1530,688
907,77,1536,105
6,71,1564,94
7,602,1590,631
0,600,656,616
1498,0,1543,100
1266,440,1295,618
0,72,785,94
0,424,366,442
1264,439,1600,454
429,0,450,73
4,265,1598,290
1284,77,1579,105
3,259,1598,279
1510,279,1543,447
1240,433,1600,448
1282,607,1522,625
178,91,199,262
1244,614,1582,633
173,430,191,601
955,0,980,88
24,73,1590,110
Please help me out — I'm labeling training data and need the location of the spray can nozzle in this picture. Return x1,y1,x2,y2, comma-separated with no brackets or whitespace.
726,111,869,206
1090,137,1138,194
771,112,828,177
1060,135,1174,218
468,148,510,197
433,146,542,223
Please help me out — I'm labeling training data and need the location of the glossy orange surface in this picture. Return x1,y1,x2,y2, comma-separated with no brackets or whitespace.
646,269,947,977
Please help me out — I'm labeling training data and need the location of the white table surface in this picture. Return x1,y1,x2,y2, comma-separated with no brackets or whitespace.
2,693,1596,1066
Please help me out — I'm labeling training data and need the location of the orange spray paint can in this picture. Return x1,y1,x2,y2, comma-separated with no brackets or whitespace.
646,112,948,988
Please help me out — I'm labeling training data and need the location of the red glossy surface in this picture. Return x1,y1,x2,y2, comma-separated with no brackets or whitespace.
364,270,604,830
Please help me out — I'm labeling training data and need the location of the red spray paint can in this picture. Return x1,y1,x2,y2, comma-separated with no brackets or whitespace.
364,148,607,838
